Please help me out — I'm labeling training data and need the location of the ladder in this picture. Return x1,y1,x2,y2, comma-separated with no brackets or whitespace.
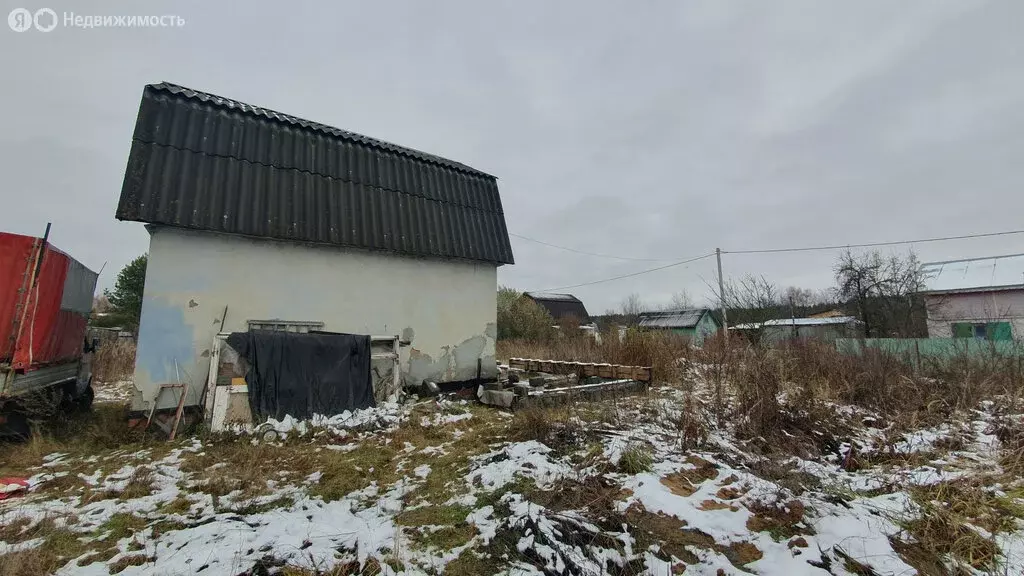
144,383,188,440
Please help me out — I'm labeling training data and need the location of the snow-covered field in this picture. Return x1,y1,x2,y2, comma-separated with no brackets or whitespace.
2,379,1024,575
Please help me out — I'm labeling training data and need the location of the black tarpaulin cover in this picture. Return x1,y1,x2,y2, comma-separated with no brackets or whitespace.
226,330,374,420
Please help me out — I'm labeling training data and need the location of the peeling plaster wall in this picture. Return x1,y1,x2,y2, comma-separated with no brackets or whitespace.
132,228,498,411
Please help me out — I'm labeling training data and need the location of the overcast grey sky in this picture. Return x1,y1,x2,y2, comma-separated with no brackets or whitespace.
2,0,1022,313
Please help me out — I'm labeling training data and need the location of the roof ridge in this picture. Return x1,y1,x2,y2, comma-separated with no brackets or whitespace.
148,82,494,178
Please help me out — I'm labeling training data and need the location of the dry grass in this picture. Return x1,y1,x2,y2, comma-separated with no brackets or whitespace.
733,348,784,440
744,498,812,541
92,340,136,383
108,553,152,574
498,329,692,383
623,503,763,568
118,467,156,500
710,340,1024,456
0,527,90,576
497,330,1024,455
618,444,653,474
891,480,1024,573
0,403,141,477
506,405,584,450
755,340,1024,421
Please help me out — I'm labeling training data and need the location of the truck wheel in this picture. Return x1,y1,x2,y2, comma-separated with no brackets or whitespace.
76,383,95,412
0,411,31,441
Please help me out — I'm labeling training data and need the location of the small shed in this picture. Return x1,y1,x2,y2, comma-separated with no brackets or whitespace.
919,254,1024,340
637,309,720,346
523,292,590,324
731,316,865,344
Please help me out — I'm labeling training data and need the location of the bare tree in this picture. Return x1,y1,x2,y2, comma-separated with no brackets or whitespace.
783,286,815,309
620,293,646,326
669,290,694,310
724,275,780,314
655,290,695,312
720,275,782,345
834,249,927,337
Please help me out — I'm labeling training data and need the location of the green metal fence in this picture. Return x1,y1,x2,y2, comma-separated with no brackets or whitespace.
836,338,1024,360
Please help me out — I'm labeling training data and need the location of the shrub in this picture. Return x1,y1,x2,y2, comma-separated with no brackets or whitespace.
497,287,555,341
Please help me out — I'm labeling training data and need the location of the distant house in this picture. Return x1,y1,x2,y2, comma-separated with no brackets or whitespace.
919,254,1024,340
731,316,864,344
637,309,720,346
523,292,590,324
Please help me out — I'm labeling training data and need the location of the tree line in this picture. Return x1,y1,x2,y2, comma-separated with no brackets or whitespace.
500,248,930,340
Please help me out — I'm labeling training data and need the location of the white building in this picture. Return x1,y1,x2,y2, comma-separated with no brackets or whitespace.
920,254,1024,340
115,83,514,413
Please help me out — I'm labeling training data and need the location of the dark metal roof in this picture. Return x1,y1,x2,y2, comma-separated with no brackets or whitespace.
523,292,589,322
116,83,514,265
638,309,711,329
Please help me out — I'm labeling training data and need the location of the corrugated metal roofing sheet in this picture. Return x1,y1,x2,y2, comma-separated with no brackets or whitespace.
116,83,514,265
732,316,861,329
921,254,1024,293
637,309,708,329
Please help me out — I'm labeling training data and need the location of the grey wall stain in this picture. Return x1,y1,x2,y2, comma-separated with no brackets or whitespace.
405,325,497,385
401,326,415,343
452,335,486,380
407,347,447,385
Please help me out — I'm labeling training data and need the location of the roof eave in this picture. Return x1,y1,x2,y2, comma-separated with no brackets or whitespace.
919,284,1024,296
133,224,513,266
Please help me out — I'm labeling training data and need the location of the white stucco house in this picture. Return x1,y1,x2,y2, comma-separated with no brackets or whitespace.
919,253,1024,340
115,83,514,414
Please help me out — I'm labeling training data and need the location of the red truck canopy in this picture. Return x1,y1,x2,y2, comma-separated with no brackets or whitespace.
0,232,98,370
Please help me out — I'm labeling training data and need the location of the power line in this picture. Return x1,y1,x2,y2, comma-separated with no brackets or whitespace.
723,229,1024,255
509,232,680,262
534,253,715,292
517,228,1024,292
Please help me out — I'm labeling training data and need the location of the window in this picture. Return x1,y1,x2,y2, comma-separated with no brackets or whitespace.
950,322,1013,341
247,319,324,333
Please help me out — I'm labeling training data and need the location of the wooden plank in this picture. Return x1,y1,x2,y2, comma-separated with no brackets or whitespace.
169,384,188,441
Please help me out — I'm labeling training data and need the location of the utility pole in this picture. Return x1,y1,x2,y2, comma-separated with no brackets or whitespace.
716,248,728,332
